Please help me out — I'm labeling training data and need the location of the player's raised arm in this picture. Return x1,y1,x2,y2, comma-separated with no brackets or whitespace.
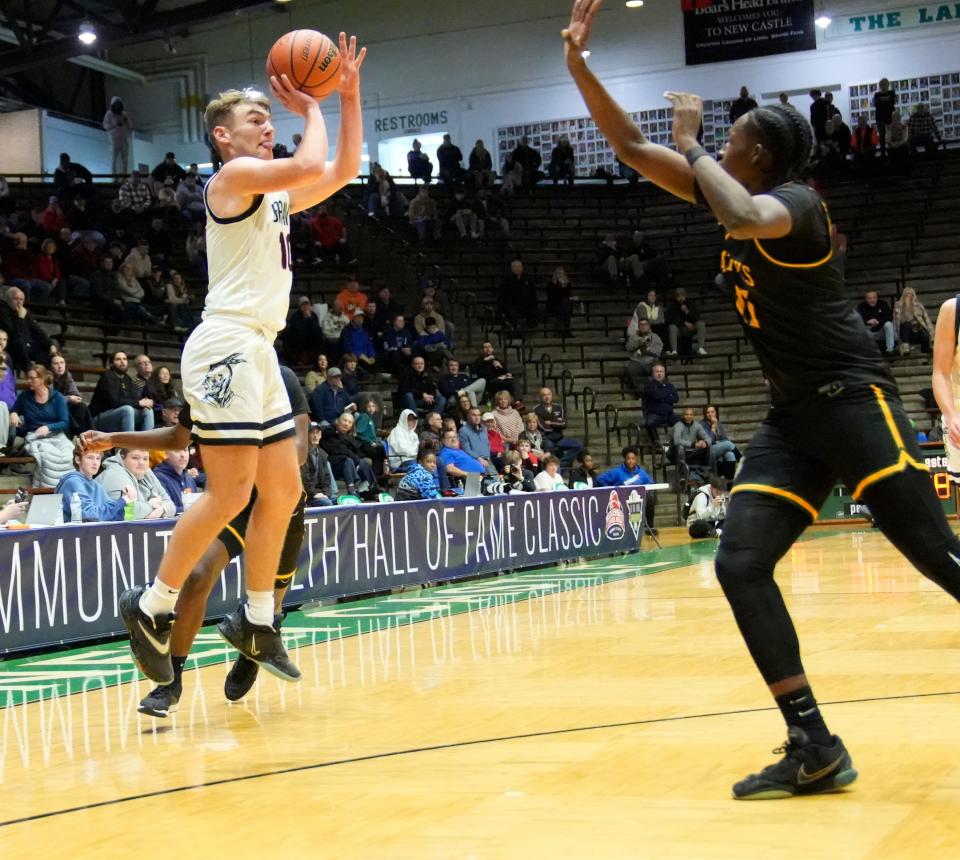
289,33,366,214
932,298,960,447
80,424,191,454
563,0,695,203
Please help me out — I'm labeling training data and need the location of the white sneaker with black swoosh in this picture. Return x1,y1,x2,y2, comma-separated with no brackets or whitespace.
732,726,858,800
217,605,301,682
118,586,176,685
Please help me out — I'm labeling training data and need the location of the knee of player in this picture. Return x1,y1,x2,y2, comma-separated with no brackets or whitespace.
183,563,221,597
714,542,772,591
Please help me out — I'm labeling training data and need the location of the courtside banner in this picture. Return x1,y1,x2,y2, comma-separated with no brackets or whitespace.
0,487,646,655
682,0,817,66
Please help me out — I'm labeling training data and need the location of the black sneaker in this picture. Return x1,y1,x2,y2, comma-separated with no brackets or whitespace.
138,681,182,718
118,586,176,685
217,606,300,682
732,727,858,800
224,654,260,701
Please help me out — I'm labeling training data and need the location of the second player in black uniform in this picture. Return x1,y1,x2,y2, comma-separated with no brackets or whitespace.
564,0,960,800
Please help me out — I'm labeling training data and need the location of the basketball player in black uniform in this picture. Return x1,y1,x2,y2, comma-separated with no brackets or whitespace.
82,366,312,717
564,0,960,799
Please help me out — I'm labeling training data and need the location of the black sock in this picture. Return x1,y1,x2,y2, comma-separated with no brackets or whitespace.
775,685,831,745
172,655,187,684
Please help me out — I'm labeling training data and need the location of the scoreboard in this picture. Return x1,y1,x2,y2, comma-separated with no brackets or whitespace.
818,441,955,521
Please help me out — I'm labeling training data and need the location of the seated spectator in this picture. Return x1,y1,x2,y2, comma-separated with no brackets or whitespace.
483,410,506,471
150,152,187,187
51,352,93,436
304,353,329,394
699,404,739,479
458,405,493,464
595,445,656,530
155,177,179,214
340,310,378,371
96,447,175,519
301,422,335,506
145,366,180,410
381,313,415,376
0,286,54,372
284,295,322,365
413,297,452,340
438,356,486,408
850,115,879,171
115,261,160,325
56,442,133,522
185,221,207,269
438,428,488,488
372,286,402,333
319,411,380,499
407,139,433,183
309,366,355,425
493,390,524,447
366,162,404,218
643,363,680,442
597,234,620,286
887,111,910,173
501,449,535,491
386,409,420,471
309,204,355,264
436,134,464,185
475,188,509,237
448,189,480,239
497,257,537,327
131,353,153,395
415,317,454,367
354,394,382,448
321,297,350,358
533,386,581,466
53,153,93,201
396,447,441,501
153,448,198,513
118,171,153,215
408,187,441,241
165,271,195,332
621,231,667,287
174,175,205,223
567,449,597,488
819,116,851,173
907,103,942,157
34,237,67,303
520,412,546,456
4,232,52,301
515,437,540,475
548,137,576,185
89,350,155,432
686,476,729,539
511,136,543,189
857,289,895,355
665,287,707,357
447,391,475,429
534,455,567,491
334,277,367,322
11,361,71,470
40,196,68,236
472,340,515,399
624,318,664,395
468,139,495,188
670,407,711,480
893,287,933,356
398,355,444,414
0,335,14,449
545,266,573,336
419,410,443,450
88,254,124,321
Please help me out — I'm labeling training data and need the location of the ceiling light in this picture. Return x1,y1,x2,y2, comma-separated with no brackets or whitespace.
78,21,97,45
815,15,832,27
626,1,645,7
581,50,591,58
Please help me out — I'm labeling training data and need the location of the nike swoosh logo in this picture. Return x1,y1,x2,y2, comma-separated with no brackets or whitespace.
137,618,170,656
250,634,261,657
949,552,960,569
797,754,844,785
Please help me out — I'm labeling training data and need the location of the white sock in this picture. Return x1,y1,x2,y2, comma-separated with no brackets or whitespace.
244,590,275,627
139,580,180,618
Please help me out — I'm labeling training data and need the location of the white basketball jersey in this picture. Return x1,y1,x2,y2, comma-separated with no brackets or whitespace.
952,297,960,410
202,180,292,334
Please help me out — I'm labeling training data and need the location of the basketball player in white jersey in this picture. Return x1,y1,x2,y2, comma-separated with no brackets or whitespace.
932,294,960,490
119,33,366,685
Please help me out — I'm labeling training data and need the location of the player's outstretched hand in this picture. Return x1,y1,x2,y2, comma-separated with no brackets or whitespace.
79,429,113,453
562,0,603,66
269,73,318,116
337,32,366,98
664,91,704,149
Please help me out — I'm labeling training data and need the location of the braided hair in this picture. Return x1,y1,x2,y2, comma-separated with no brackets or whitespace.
744,105,814,187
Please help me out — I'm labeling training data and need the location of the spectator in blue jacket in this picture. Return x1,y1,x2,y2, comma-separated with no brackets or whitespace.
415,317,454,368
309,366,356,425
381,313,415,375
10,363,70,438
642,362,681,443
438,428,492,490
339,309,377,371
153,447,198,513
596,445,657,533
395,447,441,501
458,406,493,466
439,357,486,408
56,442,135,522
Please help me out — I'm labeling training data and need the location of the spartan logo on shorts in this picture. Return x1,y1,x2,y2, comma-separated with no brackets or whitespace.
201,352,245,408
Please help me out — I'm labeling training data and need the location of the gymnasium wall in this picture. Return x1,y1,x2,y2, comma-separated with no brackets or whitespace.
104,0,960,168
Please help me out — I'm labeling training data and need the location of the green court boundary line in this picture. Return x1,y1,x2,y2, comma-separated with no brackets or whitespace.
0,526,853,709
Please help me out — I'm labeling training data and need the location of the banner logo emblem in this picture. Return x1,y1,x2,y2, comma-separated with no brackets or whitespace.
626,489,646,540
605,491,625,540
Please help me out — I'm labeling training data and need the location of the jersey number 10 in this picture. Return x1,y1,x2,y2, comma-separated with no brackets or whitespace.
279,234,293,270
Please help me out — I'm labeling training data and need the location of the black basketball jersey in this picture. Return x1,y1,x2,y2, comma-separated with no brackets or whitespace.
707,181,893,405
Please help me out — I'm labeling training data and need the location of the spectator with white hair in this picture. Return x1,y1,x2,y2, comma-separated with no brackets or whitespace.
0,285,55,373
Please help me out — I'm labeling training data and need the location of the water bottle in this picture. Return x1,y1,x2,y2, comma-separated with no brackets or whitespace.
70,493,83,524
124,500,136,521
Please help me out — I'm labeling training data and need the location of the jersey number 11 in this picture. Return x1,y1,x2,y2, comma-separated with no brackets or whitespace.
279,234,293,270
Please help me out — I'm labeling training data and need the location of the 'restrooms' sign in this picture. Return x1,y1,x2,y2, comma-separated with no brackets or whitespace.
682,0,817,65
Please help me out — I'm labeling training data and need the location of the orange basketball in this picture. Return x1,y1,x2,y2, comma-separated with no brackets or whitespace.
266,30,340,101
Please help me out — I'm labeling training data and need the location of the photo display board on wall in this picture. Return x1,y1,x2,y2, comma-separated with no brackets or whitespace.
847,71,960,140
